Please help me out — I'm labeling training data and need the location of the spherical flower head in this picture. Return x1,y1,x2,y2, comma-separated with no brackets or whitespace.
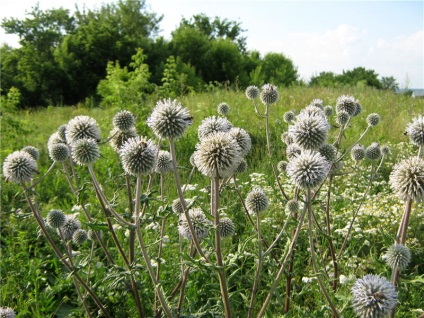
389,156,424,202
245,85,259,100
71,138,100,166
219,217,236,238
3,150,38,183
147,99,192,140
228,127,252,157
300,105,326,119
235,158,248,174
366,113,380,127
0,307,16,318
336,95,357,116
66,115,101,144
282,133,295,145
155,150,173,174
245,187,269,214
283,111,295,123
58,214,81,241
49,143,70,162
319,143,337,162
193,131,242,179
172,198,189,214
217,102,230,116
73,229,88,245
120,136,158,176
277,160,288,173
88,229,103,241
286,144,301,160
113,110,135,132
309,98,324,109
260,84,279,105
286,199,299,214
351,144,365,162
353,100,363,117
289,112,330,150
405,115,424,146
47,132,65,153
336,111,350,127
381,145,390,156
189,153,196,167
330,155,344,176
46,209,67,228
351,274,397,318
109,127,138,152
286,150,330,189
178,208,210,240
324,105,334,117
198,116,233,141
383,243,411,270
22,146,39,160
365,143,382,160
57,124,68,142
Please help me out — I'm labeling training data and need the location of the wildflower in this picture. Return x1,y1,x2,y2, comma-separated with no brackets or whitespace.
88,229,103,241
58,214,81,241
336,111,350,127
277,160,288,173
309,98,324,109
365,143,382,160
71,138,100,166
324,105,333,117
260,84,279,105
66,115,101,144
381,145,390,156
366,113,380,127
49,143,70,162
47,132,65,152
300,105,326,119
245,187,269,214
389,156,424,202
172,198,188,214
46,209,67,228
245,85,260,100
147,99,192,140
57,124,68,142
120,136,158,176
405,115,424,146
286,199,299,214
286,144,301,160
218,217,236,238
235,158,248,174
353,100,363,117
383,244,411,270
0,307,16,318
228,127,251,157
109,127,138,152
3,150,38,183
289,111,330,150
351,144,365,162
319,143,337,162
282,132,295,145
217,102,230,116
22,146,39,161
336,95,357,116
283,111,295,123
198,116,232,140
155,150,173,174
351,274,397,318
113,110,135,132
178,208,210,240
73,229,88,245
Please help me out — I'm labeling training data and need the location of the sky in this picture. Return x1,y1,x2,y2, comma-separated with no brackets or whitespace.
1,0,423,88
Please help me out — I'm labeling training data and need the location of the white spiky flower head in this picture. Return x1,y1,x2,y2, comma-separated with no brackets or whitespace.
235,158,248,174
365,143,382,160
353,100,363,117
198,116,233,141
309,98,324,109
383,243,411,270
113,110,135,132
22,146,39,161
245,187,269,214
300,105,326,119
336,95,357,116
351,144,365,162
286,150,330,189
193,131,242,179
155,150,173,174
336,111,350,127
283,111,296,123
218,217,236,238
286,143,301,160
289,111,330,150
366,113,380,127
172,198,189,214
0,307,16,318
71,138,100,166
147,99,192,140
3,150,38,183
245,85,260,100
109,127,138,152
178,208,210,240
120,136,158,176
73,229,88,245
405,114,424,146
228,127,251,157
58,214,81,241
389,156,424,202
217,102,230,116
277,160,288,173
351,274,397,318
319,143,337,162
66,115,101,144
46,209,67,228
47,132,65,153
49,143,70,162
57,124,68,142
324,105,334,117
260,84,279,105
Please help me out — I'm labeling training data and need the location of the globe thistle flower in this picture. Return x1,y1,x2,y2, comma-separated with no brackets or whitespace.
155,150,173,174
383,243,411,270
245,187,269,214
351,144,365,162
282,133,295,145
319,143,337,162
235,158,248,174
193,131,242,179
218,217,236,238
351,274,397,318
324,105,334,117
260,84,279,105
66,115,101,144
289,112,330,150
309,98,324,109
286,144,301,160
3,150,38,183
366,113,380,127
71,138,100,166
72,229,88,245
113,110,135,132
46,209,67,228
47,132,65,153
286,150,330,189
286,199,299,214
389,156,424,202
49,143,70,162
178,208,210,240
87,229,103,241
22,146,39,161
336,111,350,127
57,124,68,142
58,214,81,241
277,160,288,173
228,127,252,157
283,111,295,123
189,153,196,167
198,116,233,141
0,307,16,318
365,143,382,160
300,105,326,119
172,198,189,214
109,127,138,152
336,95,357,117
120,136,158,176
405,114,424,146
217,102,230,116
245,85,260,100
330,156,344,176
353,100,363,117
381,145,390,156
147,99,192,140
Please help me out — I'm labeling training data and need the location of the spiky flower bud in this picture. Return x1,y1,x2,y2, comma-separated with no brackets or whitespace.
301,105,326,119
383,244,411,270
87,229,103,241
47,132,65,153
71,138,100,165
365,143,382,160
336,111,350,126
217,102,230,116
49,143,70,162
351,274,397,318
198,116,232,141
218,217,236,238
155,150,173,174
22,146,39,161
72,229,88,245
324,105,333,117
405,115,424,146
109,127,138,152
228,127,251,157
330,156,344,176
286,150,329,189
286,144,301,160
193,131,242,179
178,208,210,240
3,151,38,183
353,101,362,117
282,132,295,145
46,209,67,228
245,85,260,100
389,156,424,202
57,124,68,142
366,113,380,127
381,145,390,156
336,95,357,116
245,187,269,214
66,115,101,144
277,160,288,173
286,199,299,214
0,307,16,318
260,84,279,105
289,111,330,150
309,99,324,109
319,143,337,162
351,144,365,162
120,136,158,176
147,99,192,140
58,215,81,241
283,111,295,123
235,159,248,174
172,198,189,214
113,110,135,132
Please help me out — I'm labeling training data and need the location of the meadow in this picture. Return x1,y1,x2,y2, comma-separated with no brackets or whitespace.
1,86,423,317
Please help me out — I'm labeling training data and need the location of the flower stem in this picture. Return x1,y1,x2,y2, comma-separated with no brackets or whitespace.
248,211,262,318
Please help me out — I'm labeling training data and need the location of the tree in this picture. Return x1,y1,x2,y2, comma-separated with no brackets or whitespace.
260,52,298,87
309,72,338,87
338,67,382,89
380,76,399,92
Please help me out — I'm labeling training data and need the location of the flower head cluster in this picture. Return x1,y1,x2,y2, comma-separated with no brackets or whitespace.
57,124,68,142
235,159,248,174
3,150,38,183
389,156,424,202
336,95,357,116
286,144,301,160
336,111,350,126
113,110,135,132
277,160,288,173
172,198,188,214
319,143,337,162
155,150,173,174
198,116,232,140
58,214,81,241
66,115,101,144
289,111,330,150
260,84,279,105
245,187,269,213
71,138,100,165
178,208,210,240
0,307,16,318
120,136,158,176
47,132,65,153
286,199,299,214
217,102,230,116
383,243,411,270
218,217,236,238
245,85,259,100
353,100,363,117
405,114,424,146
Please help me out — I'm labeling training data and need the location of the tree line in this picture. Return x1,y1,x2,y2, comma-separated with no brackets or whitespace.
1,0,398,108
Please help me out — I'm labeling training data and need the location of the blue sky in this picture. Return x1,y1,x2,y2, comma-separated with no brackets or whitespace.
1,0,423,88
